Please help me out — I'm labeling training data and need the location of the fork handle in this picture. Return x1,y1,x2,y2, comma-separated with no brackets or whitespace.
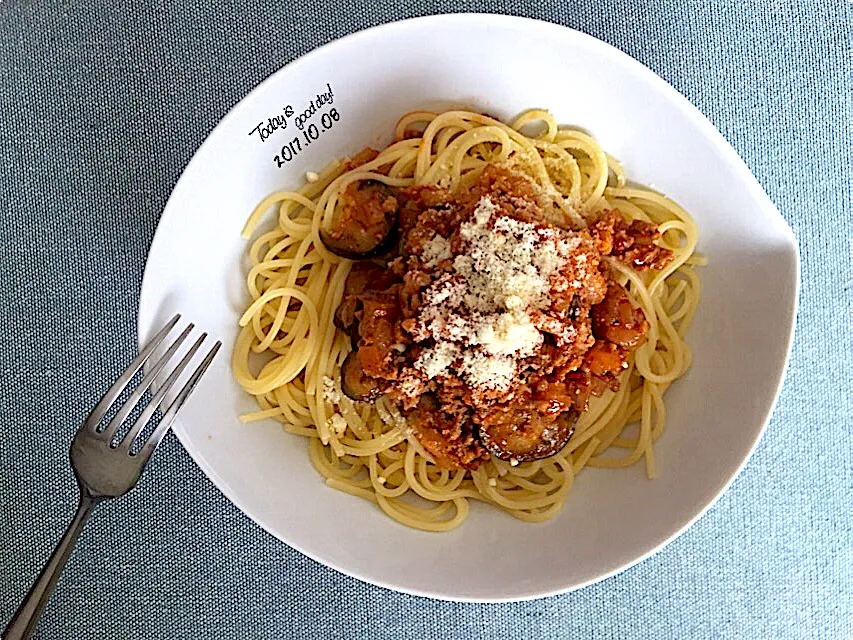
3,494,98,640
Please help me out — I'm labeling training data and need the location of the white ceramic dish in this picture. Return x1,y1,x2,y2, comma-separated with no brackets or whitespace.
137,14,798,602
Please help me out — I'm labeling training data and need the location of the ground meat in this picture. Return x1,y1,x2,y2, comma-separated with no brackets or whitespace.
407,394,488,469
589,210,674,271
460,164,541,211
398,186,452,238
337,163,669,469
334,262,399,330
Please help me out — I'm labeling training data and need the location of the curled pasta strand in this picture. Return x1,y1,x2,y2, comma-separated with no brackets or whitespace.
233,109,702,531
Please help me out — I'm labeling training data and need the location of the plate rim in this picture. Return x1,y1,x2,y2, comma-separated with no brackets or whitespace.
137,13,801,602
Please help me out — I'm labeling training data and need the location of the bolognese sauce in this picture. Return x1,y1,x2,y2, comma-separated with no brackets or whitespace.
325,162,673,470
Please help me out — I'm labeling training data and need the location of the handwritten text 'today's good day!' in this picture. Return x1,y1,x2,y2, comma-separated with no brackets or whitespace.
246,84,340,167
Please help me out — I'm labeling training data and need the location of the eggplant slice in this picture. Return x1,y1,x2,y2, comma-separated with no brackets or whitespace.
348,319,360,349
334,296,359,331
334,262,400,331
340,350,381,402
320,180,399,259
478,408,578,462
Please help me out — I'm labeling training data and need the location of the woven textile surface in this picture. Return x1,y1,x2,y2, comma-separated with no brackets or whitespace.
0,1,850,638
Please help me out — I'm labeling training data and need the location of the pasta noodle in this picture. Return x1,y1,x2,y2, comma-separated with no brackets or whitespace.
232,110,702,531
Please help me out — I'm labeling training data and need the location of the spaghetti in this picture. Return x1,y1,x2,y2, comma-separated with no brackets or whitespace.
233,110,702,532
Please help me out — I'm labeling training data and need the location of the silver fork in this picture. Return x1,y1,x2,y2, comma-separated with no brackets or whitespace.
2,315,221,640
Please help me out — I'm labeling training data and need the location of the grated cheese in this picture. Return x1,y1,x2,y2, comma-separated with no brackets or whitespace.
475,310,541,357
409,196,582,392
327,413,347,435
322,375,341,404
415,342,460,379
460,353,517,390
422,234,452,267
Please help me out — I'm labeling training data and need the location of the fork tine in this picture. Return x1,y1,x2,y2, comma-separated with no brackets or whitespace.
99,323,195,442
117,333,207,452
137,340,222,460
85,314,181,432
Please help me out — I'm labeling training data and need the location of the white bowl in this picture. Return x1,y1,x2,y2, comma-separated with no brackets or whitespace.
137,14,798,602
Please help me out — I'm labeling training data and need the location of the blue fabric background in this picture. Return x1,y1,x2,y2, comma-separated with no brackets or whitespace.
1,1,850,638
